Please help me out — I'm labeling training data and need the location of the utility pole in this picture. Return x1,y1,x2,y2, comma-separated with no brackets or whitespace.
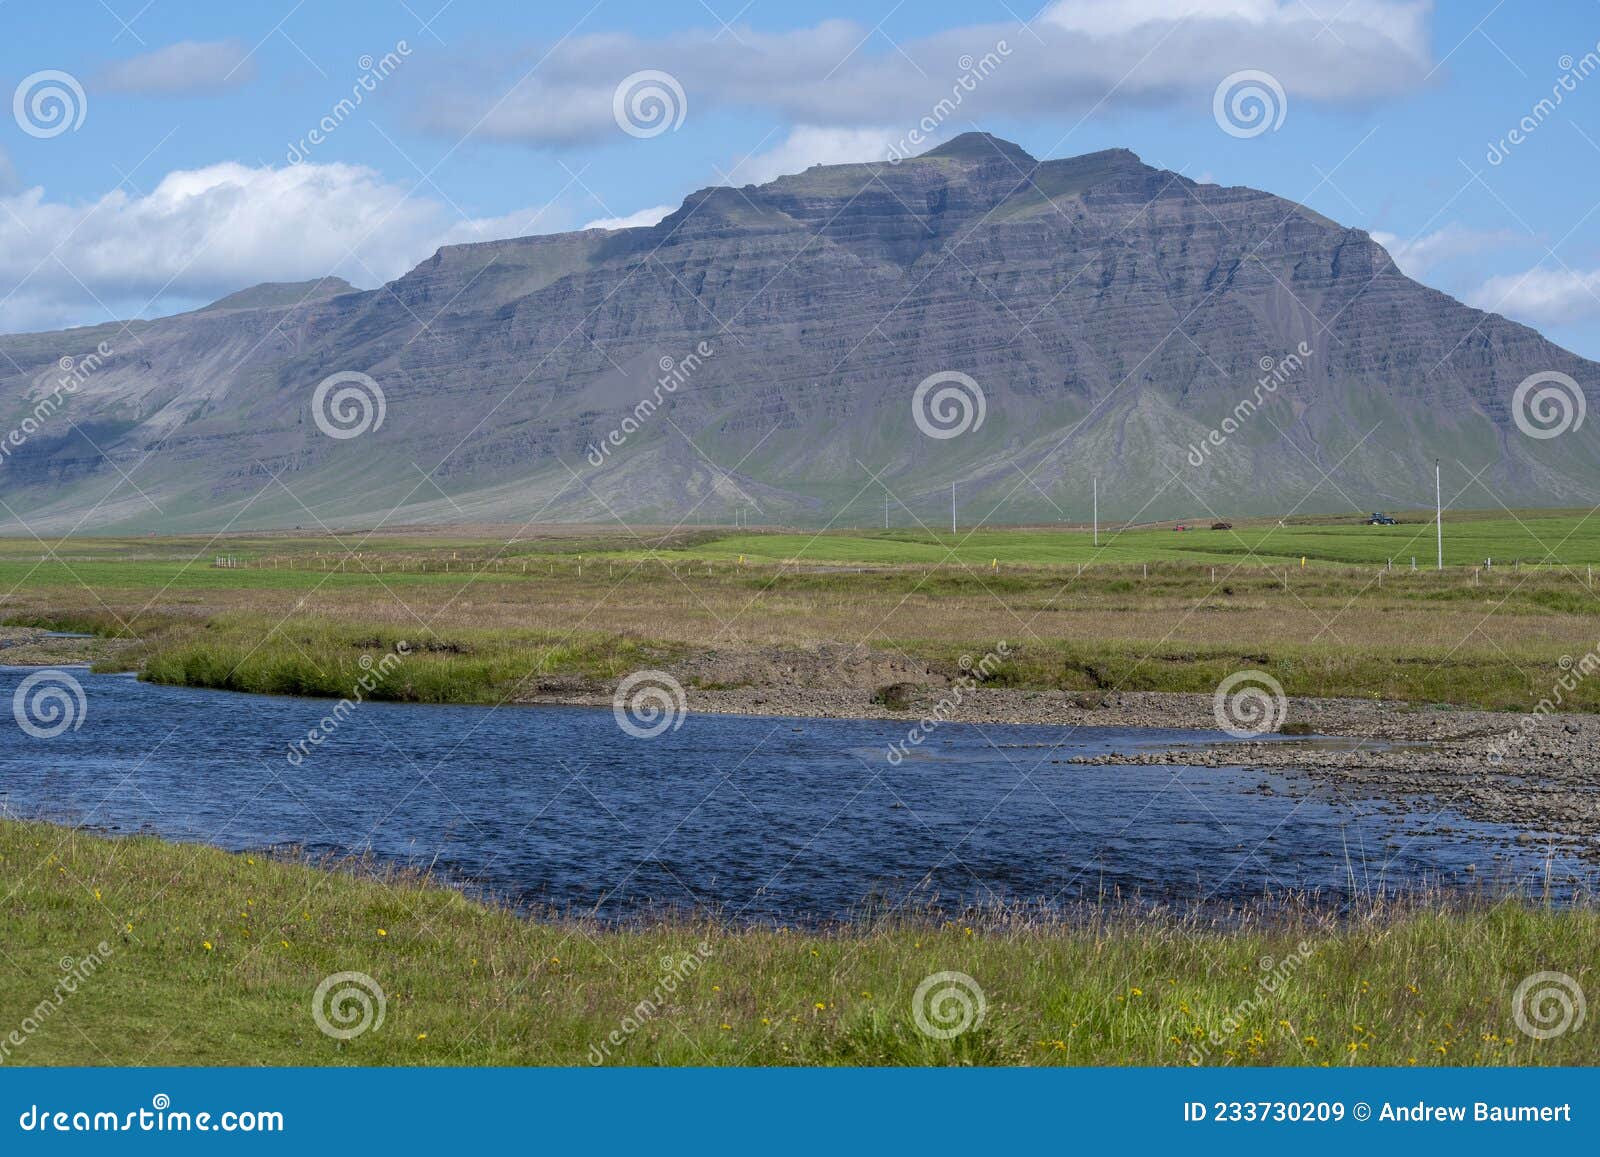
1435,459,1443,570
1093,477,1099,547
950,481,956,536
884,491,889,530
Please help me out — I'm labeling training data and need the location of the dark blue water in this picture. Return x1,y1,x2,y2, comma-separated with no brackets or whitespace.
0,668,1587,922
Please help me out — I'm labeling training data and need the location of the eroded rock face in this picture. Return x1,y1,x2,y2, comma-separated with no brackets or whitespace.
2,133,1594,532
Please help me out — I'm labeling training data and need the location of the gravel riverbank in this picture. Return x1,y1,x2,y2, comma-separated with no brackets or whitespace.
0,627,119,667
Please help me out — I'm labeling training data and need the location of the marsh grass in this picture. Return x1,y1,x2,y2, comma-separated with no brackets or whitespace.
130,615,684,702
0,820,1594,1067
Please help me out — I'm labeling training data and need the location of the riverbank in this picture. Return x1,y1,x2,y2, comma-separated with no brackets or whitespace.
0,818,1594,1066
0,626,126,667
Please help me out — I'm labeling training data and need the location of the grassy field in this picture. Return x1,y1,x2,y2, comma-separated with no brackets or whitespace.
3,511,1600,712
4,508,1600,575
1,819,1593,1067
635,512,1600,569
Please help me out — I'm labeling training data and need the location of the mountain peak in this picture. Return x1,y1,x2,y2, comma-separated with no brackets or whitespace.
199,277,356,313
921,132,1036,165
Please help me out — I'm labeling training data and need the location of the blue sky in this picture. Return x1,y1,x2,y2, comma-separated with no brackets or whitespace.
3,0,1598,357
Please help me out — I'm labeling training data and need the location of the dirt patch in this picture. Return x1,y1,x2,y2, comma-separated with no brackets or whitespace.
671,643,944,691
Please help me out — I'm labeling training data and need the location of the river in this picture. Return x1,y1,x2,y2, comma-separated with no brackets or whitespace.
0,667,1586,922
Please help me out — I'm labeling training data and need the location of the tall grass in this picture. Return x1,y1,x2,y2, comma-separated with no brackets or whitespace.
0,820,1593,1066
132,616,685,703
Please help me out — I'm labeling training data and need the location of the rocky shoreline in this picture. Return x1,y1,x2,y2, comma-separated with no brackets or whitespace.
0,627,116,667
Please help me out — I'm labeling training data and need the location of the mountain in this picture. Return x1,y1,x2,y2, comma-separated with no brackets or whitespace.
1,132,1595,533
197,278,357,314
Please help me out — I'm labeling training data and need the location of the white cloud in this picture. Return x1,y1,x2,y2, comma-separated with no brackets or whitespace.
582,205,675,231
725,126,900,185
0,162,568,334
98,40,257,94
1471,266,1600,326
1043,0,1430,58
1370,224,1523,279
416,6,1435,146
